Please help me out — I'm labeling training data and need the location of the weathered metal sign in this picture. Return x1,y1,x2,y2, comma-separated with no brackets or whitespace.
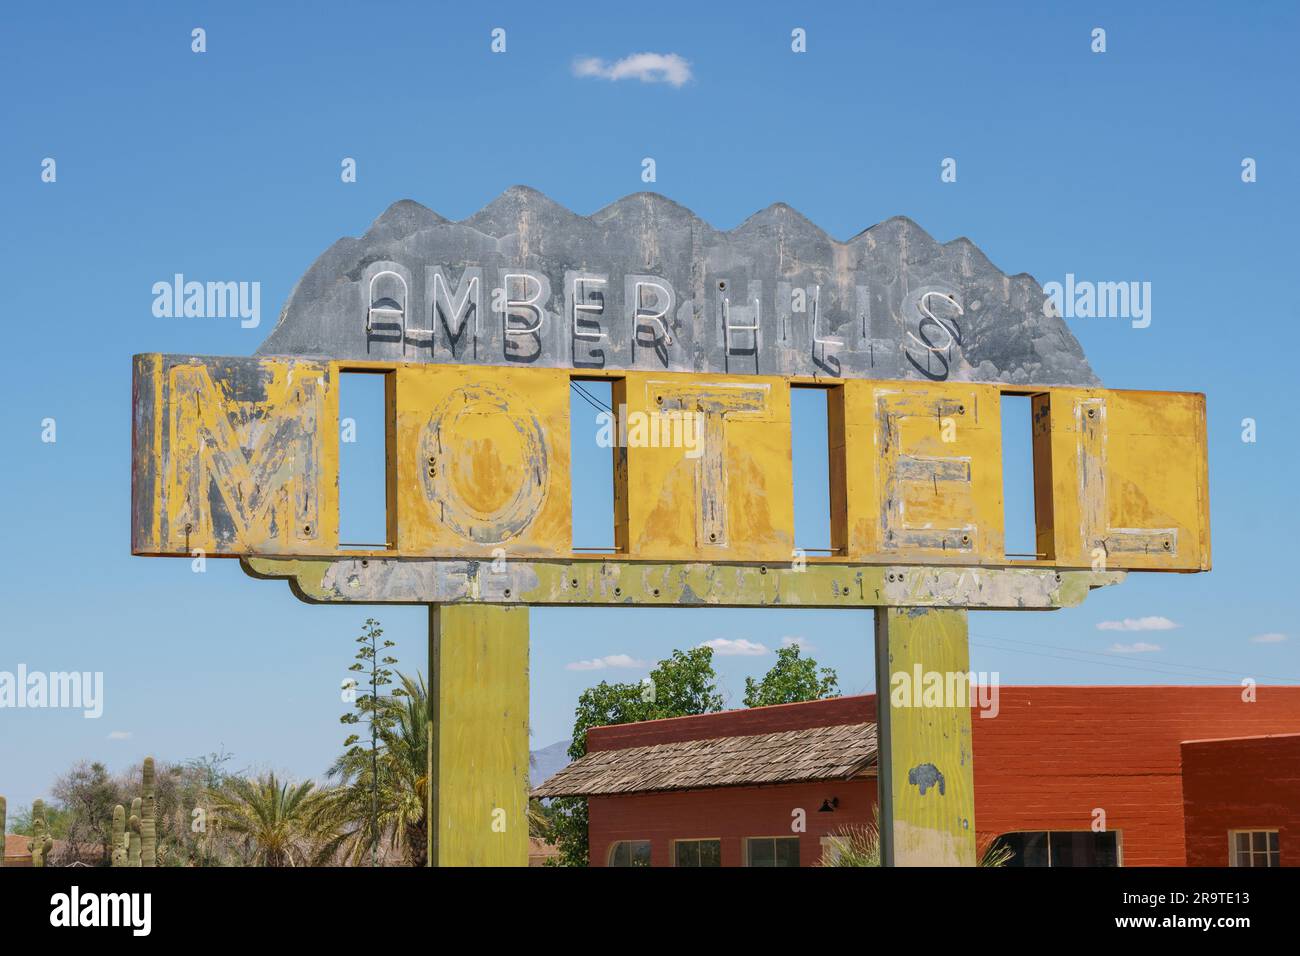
130,190,1212,868
258,187,1100,387
132,354,1209,572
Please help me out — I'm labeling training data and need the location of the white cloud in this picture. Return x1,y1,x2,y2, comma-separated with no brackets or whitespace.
1108,642,1162,654
781,636,812,651
564,654,646,672
1097,616,1179,632
699,638,768,656
1249,632,1288,644
572,52,693,87
107,730,132,740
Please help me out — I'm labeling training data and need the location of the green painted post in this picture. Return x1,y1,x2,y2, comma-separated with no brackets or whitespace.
428,604,530,867
874,607,977,866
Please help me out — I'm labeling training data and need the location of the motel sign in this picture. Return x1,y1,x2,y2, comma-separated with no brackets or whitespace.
131,188,1210,866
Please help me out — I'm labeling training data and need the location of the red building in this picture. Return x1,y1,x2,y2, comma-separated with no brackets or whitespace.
534,686,1300,867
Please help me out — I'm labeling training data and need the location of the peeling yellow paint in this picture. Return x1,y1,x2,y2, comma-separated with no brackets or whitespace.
133,355,1210,572
619,373,794,562
396,364,571,556
1038,389,1210,571
134,356,338,555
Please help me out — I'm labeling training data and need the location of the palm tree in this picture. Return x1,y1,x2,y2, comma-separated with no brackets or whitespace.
207,773,329,867
312,672,430,866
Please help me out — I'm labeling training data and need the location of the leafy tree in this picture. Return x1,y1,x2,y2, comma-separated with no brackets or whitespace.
165,749,242,866
743,644,839,708
313,672,429,866
339,617,400,867
51,761,123,863
9,802,72,840
549,647,724,866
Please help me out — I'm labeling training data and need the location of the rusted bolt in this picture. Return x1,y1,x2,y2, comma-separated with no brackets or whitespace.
570,578,578,587
503,588,511,598
759,566,768,575
655,395,663,405
718,280,727,291
957,404,965,414
961,534,970,544
303,524,312,535
427,466,436,477
709,533,717,541
1087,408,1096,419
427,455,435,465
614,586,622,596
361,559,369,568
652,588,660,597
1162,540,1171,550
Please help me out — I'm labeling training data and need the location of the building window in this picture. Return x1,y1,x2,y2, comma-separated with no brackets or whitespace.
674,839,722,867
607,840,652,867
746,837,800,867
1231,830,1279,867
994,831,1120,867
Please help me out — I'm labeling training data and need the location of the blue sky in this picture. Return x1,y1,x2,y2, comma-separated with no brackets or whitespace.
2,1,1297,813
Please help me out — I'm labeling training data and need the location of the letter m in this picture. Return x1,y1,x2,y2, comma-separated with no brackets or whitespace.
132,356,336,555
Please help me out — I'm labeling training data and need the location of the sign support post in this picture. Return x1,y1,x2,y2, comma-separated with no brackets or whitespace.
427,604,530,867
874,607,976,866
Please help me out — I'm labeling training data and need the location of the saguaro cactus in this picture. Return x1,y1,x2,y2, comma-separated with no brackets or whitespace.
112,757,164,867
141,756,157,867
30,800,54,867
111,804,127,867
128,797,142,867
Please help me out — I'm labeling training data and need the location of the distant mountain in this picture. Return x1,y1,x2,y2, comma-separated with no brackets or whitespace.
530,740,572,789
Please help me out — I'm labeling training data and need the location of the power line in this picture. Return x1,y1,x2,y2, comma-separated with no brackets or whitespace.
573,381,612,413
970,635,1299,684
975,632,1300,682
975,632,1299,682
569,381,612,415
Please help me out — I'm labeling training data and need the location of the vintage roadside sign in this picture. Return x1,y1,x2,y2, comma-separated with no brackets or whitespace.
131,188,1210,866
132,357,1208,572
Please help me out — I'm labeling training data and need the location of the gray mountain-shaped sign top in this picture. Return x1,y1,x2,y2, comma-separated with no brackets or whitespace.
258,186,1098,386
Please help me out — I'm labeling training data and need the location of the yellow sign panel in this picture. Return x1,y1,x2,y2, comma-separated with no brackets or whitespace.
615,375,794,562
836,381,1004,562
395,365,572,556
131,354,1210,572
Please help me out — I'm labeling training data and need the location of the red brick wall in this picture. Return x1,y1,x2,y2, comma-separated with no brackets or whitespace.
969,687,1300,866
1182,733,1300,867
585,686,1300,866
589,779,877,867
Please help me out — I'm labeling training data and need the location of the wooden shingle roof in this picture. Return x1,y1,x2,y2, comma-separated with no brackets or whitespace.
532,721,877,798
